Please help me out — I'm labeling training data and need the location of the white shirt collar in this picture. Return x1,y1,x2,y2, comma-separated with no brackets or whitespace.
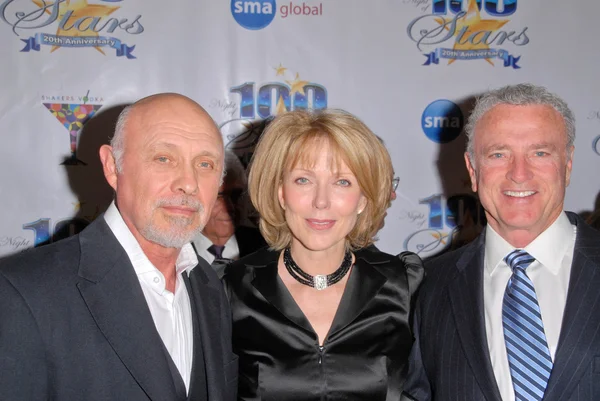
194,232,216,254
103,201,198,278
484,225,514,276
224,234,239,256
485,211,574,276
193,232,240,258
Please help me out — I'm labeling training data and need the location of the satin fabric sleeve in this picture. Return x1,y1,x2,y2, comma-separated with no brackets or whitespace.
400,251,431,401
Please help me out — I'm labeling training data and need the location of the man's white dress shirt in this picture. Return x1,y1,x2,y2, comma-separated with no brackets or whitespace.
484,212,576,401
104,202,198,393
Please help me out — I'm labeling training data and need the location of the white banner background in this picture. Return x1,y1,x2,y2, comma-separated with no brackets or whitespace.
1,0,599,258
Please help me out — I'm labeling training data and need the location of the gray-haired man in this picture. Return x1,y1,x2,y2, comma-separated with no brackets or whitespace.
403,83,600,401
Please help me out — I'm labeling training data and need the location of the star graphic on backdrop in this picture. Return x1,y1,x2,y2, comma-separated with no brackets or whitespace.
275,95,287,115
435,0,508,65
273,63,287,76
431,232,448,245
32,0,120,54
286,73,310,96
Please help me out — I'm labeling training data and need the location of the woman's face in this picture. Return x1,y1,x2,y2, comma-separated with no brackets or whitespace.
278,141,367,255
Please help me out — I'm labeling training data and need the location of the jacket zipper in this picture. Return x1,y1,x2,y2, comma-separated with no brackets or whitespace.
318,345,326,401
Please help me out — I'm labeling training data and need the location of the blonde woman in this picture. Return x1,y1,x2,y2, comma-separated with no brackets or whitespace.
223,109,423,400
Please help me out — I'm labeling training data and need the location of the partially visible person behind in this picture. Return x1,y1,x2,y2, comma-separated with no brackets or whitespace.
0,93,237,401
192,150,266,277
223,108,424,400
403,83,600,401
586,208,600,230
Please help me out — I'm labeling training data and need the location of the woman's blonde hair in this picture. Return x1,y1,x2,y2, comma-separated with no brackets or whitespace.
248,109,394,250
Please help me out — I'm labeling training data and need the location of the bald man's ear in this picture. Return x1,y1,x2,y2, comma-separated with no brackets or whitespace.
99,145,118,191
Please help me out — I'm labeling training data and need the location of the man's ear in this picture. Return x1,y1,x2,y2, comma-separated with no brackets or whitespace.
464,152,478,193
99,145,118,191
565,146,574,187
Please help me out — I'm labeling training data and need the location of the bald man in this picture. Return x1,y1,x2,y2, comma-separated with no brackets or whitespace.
0,94,237,401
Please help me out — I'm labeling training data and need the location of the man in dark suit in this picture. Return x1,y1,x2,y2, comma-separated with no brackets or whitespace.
0,93,238,400
403,83,600,401
193,150,266,278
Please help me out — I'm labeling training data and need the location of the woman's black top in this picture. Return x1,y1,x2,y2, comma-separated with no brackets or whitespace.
223,247,424,401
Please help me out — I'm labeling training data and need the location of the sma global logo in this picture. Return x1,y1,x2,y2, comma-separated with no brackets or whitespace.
231,0,276,30
421,99,463,143
231,0,323,30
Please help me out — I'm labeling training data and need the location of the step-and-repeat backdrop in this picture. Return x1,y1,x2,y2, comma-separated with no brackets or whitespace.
1,0,599,259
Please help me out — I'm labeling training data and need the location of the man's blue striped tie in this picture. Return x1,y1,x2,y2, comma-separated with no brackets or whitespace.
503,250,553,401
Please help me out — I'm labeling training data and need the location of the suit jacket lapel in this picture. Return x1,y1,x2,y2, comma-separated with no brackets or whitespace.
543,216,600,401
187,261,224,401
76,219,180,401
448,235,503,401
182,272,206,401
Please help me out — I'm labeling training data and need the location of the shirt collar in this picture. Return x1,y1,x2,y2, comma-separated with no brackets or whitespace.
485,211,574,276
525,212,574,275
192,232,214,254
224,234,240,256
103,201,198,277
484,224,514,276
192,231,240,257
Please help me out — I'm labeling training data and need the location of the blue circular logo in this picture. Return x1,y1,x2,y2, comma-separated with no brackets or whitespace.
231,0,277,30
421,100,464,144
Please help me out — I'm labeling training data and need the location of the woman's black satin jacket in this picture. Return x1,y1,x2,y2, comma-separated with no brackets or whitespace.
223,247,424,401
